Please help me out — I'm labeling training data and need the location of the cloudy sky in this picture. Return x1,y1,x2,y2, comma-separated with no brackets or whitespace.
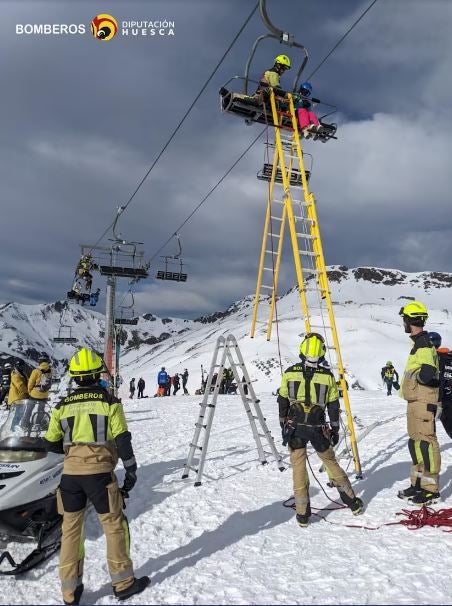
1,0,451,318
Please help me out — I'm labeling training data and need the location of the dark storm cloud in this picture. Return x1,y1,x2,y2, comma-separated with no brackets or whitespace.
1,0,451,318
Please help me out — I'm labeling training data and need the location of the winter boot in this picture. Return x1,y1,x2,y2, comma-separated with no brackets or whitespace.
349,497,364,516
296,502,311,527
63,584,84,605
113,577,150,601
397,479,421,501
410,489,441,506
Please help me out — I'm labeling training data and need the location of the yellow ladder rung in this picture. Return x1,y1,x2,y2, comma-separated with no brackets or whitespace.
261,284,274,290
265,249,278,255
299,251,319,257
270,215,283,221
296,233,316,239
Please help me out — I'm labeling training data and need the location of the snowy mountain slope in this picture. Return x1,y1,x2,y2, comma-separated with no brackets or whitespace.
0,266,451,392
2,391,452,604
118,266,452,396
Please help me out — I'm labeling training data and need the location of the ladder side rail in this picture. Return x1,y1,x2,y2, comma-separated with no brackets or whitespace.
250,147,280,338
225,336,284,469
193,341,229,485
287,96,362,476
305,190,362,476
266,201,288,341
182,337,225,481
225,338,266,463
270,93,312,333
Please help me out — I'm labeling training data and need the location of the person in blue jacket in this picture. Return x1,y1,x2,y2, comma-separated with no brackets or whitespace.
157,367,168,392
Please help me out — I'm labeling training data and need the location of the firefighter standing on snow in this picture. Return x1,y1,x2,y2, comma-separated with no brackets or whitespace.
398,302,441,505
278,333,363,527
44,348,149,605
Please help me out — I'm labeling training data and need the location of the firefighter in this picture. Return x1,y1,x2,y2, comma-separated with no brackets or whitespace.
380,361,399,395
278,333,363,527
398,302,440,505
44,348,149,604
256,54,291,100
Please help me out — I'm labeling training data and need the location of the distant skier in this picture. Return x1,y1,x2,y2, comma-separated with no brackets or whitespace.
398,303,440,505
428,332,452,439
182,369,189,395
137,377,145,399
381,361,399,395
129,377,136,399
165,374,172,397
241,375,248,396
278,333,363,527
157,367,168,397
44,348,149,604
172,373,180,395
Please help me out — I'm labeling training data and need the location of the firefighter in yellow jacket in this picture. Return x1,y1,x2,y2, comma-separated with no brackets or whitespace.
398,302,441,505
278,333,363,527
45,348,149,605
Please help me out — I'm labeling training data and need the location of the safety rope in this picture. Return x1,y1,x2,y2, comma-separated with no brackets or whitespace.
283,497,452,532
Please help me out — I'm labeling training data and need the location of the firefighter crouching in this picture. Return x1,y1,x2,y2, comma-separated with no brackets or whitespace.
44,348,149,605
278,333,363,527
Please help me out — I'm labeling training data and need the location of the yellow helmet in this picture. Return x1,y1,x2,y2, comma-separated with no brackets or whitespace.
299,333,326,362
399,301,428,325
69,348,104,377
274,54,291,69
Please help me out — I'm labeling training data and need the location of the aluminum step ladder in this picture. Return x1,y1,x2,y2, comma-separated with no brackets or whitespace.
250,90,362,478
182,334,285,486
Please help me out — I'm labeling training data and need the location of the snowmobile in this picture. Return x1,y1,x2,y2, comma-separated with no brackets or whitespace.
0,399,63,575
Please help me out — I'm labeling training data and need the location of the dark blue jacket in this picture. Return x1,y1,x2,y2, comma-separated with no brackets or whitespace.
158,370,168,386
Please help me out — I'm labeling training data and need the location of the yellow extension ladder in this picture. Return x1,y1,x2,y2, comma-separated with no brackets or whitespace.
250,90,362,478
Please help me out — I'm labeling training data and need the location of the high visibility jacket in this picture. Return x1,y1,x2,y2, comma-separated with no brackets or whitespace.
278,362,340,428
45,386,135,475
260,68,280,89
8,370,28,404
400,331,439,403
28,362,52,399
381,366,399,382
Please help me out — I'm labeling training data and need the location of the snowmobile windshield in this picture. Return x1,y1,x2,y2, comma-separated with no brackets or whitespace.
0,399,50,456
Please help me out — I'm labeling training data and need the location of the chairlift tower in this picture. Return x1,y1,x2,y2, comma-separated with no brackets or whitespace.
80,213,149,390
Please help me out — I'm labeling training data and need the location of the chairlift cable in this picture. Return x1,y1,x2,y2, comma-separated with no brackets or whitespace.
149,0,380,260
88,2,259,254
149,128,266,261
306,0,379,80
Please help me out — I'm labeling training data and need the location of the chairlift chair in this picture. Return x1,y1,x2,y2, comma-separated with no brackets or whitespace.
114,292,138,325
53,325,77,344
219,0,338,140
155,234,188,282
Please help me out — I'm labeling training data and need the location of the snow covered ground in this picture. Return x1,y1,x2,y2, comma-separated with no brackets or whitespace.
3,389,452,605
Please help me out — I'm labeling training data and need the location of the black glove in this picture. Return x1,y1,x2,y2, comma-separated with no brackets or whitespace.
330,428,339,447
121,464,137,497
